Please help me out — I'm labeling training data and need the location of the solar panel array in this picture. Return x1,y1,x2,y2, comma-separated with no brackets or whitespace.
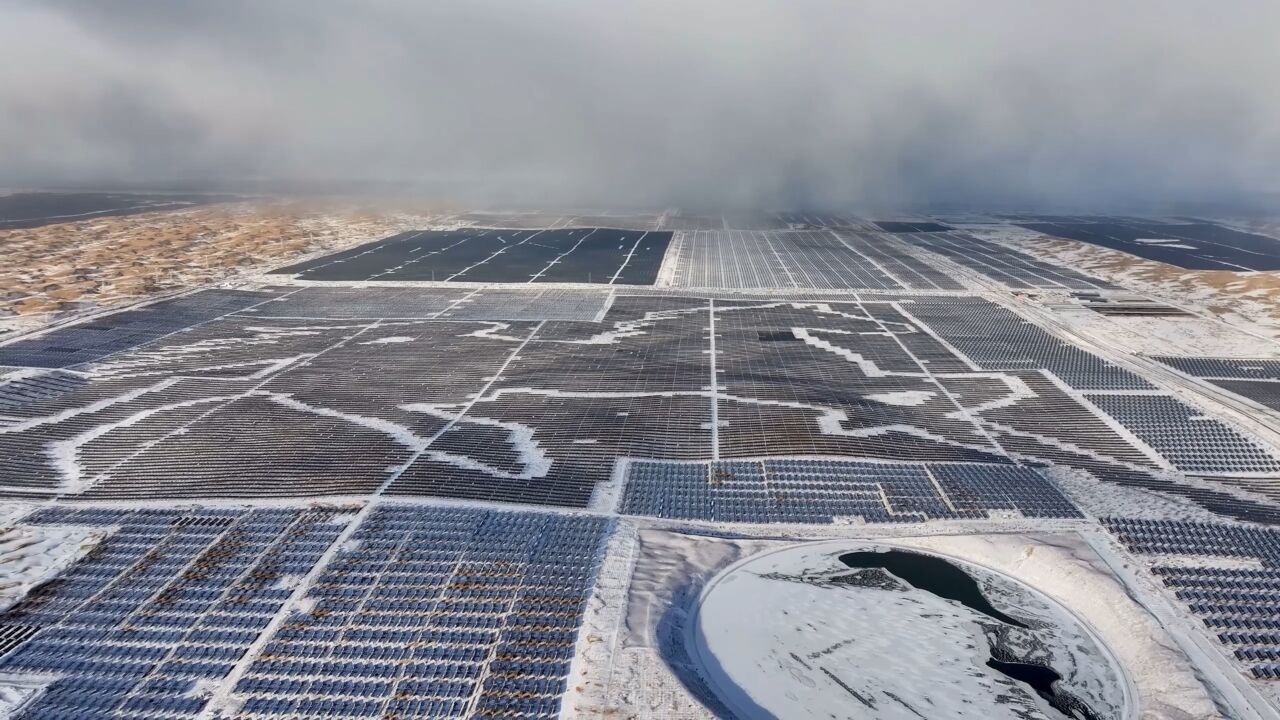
7,207,1280,710
904,298,1151,390
270,228,672,285
4,290,1273,527
80,316,362,382
0,375,267,493
1104,517,1280,679
87,393,419,499
387,392,712,508
941,371,1159,469
713,301,1004,464
836,232,964,290
0,370,87,412
1153,357,1280,380
232,506,610,719
436,288,612,322
248,285,614,322
250,287,469,319
659,211,865,231
0,191,234,230
1015,219,1280,271
897,231,1115,290
0,506,350,719
0,290,280,368
658,214,724,231
1216,380,1280,414
772,212,863,228
0,504,611,719
453,213,578,230
455,211,661,231
874,221,953,233
621,459,1080,523
1087,395,1280,474
384,297,714,506
1150,356,1280,416
665,230,902,289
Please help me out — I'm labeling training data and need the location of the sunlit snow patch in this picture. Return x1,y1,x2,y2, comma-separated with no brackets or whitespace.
863,390,935,406
359,336,415,345
0,525,105,612
0,676,50,718
1134,238,1198,250
691,542,1127,720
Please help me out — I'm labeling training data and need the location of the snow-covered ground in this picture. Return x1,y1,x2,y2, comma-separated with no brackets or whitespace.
0,523,105,613
1043,303,1280,359
693,541,1127,720
0,675,50,719
577,523,1245,720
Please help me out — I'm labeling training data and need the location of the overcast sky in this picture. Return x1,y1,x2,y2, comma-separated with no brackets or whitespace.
3,1,1278,209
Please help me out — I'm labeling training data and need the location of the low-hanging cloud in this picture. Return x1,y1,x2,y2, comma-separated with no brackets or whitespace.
2,0,1279,210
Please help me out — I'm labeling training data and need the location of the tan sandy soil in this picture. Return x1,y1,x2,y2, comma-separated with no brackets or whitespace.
1014,235,1280,339
0,201,426,323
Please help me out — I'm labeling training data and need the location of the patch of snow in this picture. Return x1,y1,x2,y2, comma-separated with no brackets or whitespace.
358,335,414,345
188,679,220,699
265,392,430,451
544,305,707,345
399,402,551,479
462,322,531,342
863,390,935,406
0,368,46,383
1047,306,1280,359
1133,239,1198,250
0,675,51,719
0,505,34,529
0,525,105,612
692,541,1129,720
588,526,1230,720
792,328,892,377
271,574,306,591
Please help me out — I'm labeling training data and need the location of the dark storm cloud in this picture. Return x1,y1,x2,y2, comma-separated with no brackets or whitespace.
2,0,1278,209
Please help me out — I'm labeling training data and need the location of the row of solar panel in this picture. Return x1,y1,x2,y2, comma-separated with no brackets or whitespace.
1104,517,1280,681
621,460,1081,523
0,504,611,719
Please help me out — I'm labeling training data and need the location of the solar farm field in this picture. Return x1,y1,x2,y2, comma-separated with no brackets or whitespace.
3,213,1280,718
271,228,672,285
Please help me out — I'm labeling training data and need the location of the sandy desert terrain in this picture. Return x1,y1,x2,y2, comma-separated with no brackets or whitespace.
973,226,1280,339
0,201,432,333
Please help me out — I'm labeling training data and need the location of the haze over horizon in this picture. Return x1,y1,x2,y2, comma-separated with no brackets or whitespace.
3,0,1279,210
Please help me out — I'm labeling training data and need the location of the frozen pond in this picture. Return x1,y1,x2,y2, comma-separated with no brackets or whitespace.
691,542,1129,720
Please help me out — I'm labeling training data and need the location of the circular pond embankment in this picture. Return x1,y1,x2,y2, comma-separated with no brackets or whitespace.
690,541,1131,720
